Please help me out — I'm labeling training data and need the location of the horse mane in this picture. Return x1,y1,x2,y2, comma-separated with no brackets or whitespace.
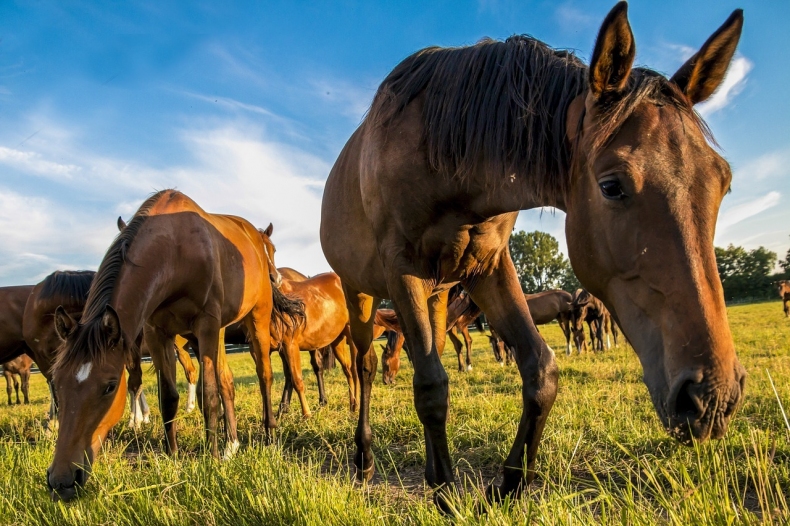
39,270,95,308
368,35,711,203
54,191,169,372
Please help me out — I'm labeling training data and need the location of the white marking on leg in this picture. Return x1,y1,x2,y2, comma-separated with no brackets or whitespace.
75,362,92,383
607,334,611,349
466,364,473,372
139,391,150,424
223,439,240,460
128,392,137,428
186,382,197,413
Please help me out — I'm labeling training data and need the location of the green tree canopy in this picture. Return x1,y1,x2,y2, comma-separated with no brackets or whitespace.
509,230,580,293
715,244,777,301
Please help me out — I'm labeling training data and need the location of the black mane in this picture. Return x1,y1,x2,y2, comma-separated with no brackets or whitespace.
368,34,709,203
39,270,95,307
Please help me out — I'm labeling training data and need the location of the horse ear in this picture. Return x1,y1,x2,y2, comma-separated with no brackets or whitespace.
54,306,76,341
589,1,635,97
117,216,127,231
101,305,122,348
263,223,274,237
670,9,744,105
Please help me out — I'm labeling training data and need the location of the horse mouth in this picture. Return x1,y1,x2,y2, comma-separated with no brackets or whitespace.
47,467,87,502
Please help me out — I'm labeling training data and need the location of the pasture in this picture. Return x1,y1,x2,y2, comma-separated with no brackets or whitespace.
1,301,788,525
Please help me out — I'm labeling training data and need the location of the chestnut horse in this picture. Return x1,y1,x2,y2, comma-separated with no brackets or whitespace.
778,281,790,317
272,271,359,417
48,190,304,501
321,3,745,507
2,355,32,405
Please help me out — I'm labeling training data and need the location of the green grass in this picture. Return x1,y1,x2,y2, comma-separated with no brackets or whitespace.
1,301,789,525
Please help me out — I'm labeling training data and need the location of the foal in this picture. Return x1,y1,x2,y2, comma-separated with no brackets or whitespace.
2,355,32,405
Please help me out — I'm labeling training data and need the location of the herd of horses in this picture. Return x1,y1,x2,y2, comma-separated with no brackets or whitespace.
0,3,753,511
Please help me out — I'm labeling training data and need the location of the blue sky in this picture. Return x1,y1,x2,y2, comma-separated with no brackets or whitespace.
0,1,788,285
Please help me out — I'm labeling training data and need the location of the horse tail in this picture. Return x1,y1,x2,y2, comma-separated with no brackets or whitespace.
271,285,306,338
473,316,485,333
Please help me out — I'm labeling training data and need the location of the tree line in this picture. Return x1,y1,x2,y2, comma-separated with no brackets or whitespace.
509,230,787,302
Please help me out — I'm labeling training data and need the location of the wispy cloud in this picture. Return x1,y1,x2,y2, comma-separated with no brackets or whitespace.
554,4,597,32
717,191,781,233
0,146,81,178
734,149,790,181
697,55,752,117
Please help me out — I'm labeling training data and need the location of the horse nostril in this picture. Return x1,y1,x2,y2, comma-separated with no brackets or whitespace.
674,380,702,420
75,468,86,486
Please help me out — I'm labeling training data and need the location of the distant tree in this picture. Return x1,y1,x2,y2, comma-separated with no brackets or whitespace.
715,244,777,301
509,230,579,293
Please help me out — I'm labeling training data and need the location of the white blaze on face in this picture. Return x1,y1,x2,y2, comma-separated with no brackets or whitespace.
75,362,93,384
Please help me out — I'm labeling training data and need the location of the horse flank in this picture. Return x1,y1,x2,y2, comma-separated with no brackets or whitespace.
367,35,711,204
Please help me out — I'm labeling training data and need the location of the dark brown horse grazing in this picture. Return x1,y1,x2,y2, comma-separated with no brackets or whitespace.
570,288,619,353
778,281,790,317
320,3,745,507
0,285,34,364
375,309,407,385
2,355,32,405
272,270,358,416
48,190,303,501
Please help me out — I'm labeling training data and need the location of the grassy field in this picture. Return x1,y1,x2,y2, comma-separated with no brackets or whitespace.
0,301,789,525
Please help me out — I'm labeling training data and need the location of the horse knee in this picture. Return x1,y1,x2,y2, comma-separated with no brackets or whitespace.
413,372,449,423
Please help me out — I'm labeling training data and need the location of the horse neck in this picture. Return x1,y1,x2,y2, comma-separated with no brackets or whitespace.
109,245,176,345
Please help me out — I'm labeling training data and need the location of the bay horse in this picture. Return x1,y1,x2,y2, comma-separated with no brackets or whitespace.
48,190,304,501
271,271,359,417
22,269,199,429
2,355,32,405
778,281,790,317
487,290,574,361
0,285,34,364
570,288,619,353
320,3,746,508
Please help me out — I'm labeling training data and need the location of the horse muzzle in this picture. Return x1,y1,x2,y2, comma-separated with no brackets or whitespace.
47,465,88,502
664,362,746,444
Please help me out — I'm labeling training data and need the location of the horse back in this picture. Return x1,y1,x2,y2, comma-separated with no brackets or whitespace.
280,273,347,349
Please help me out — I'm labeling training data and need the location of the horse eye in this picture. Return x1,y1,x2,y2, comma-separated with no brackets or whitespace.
103,382,118,396
599,180,626,200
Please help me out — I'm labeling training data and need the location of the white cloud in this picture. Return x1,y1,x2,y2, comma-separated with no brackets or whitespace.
717,191,781,233
0,146,81,178
554,4,596,31
734,149,790,181
697,55,752,117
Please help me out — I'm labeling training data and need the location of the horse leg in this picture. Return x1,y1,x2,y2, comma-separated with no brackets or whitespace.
331,330,356,411
285,340,310,418
13,374,20,404
46,379,59,430
447,327,464,372
343,285,380,483
175,336,198,413
278,349,294,415
215,327,239,459
126,357,145,429
467,259,559,502
462,324,473,372
4,371,12,405
309,349,328,407
144,326,180,455
245,308,276,435
21,369,30,404
194,317,222,457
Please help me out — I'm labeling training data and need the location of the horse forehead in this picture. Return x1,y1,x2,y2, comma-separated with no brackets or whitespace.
75,362,93,383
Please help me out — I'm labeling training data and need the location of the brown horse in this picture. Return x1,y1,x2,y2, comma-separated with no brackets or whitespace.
487,290,574,361
272,271,358,417
375,309,407,385
2,355,32,405
22,269,199,429
48,190,303,501
570,288,619,353
778,281,790,317
0,285,34,364
320,3,745,507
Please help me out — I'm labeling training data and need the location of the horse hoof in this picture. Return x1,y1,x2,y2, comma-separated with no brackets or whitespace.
355,463,375,483
466,365,473,372
222,439,240,460
302,412,312,420
142,415,150,424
